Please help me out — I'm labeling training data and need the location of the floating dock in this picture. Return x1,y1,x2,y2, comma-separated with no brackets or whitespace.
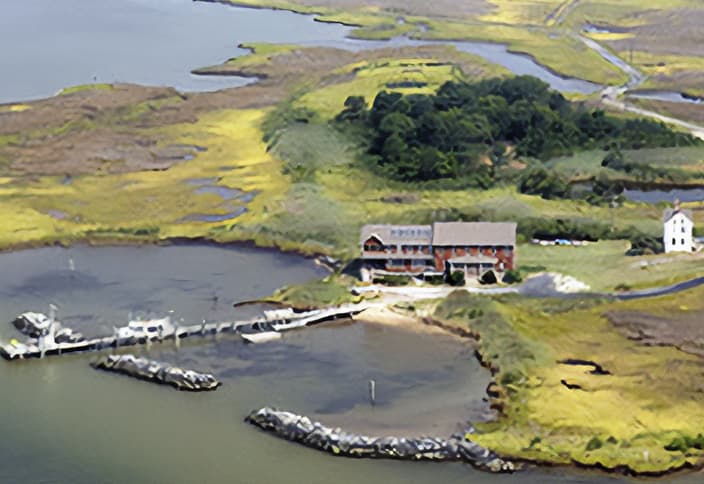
0,304,367,361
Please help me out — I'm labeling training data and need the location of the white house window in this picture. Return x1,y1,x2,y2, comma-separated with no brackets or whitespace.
682,226,685,233
672,238,676,245
682,239,685,245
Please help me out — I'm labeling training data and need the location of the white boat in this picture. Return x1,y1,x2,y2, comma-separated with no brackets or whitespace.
241,331,282,344
12,312,53,337
116,317,175,339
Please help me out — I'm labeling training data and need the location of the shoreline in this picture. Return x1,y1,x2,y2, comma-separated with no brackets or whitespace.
196,0,612,88
0,234,336,273
355,302,704,478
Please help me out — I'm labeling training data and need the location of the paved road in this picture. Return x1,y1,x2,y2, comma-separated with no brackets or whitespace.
614,276,704,301
353,272,704,304
578,35,704,140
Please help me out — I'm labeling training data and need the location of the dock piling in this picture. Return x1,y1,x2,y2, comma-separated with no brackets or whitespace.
368,379,376,406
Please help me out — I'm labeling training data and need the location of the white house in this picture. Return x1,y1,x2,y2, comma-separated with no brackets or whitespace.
663,201,694,253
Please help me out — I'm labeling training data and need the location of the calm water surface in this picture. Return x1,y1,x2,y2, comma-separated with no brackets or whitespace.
0,245,702,483
1,0,598,103
624,188,704,204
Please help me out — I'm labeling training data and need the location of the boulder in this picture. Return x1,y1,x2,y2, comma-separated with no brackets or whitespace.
92,354,220,391
245,407,515,473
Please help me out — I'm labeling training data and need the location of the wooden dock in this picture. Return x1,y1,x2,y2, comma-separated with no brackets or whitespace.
0,304,367,361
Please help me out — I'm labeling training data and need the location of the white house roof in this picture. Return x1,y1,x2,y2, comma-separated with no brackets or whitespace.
663,208,693,223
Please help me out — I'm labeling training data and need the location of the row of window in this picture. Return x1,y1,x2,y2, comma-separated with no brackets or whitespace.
671,238,688,246
389,228,432,239
388,259,433,267
364,245,514,253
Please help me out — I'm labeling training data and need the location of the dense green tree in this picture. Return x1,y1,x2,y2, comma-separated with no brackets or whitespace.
337,76,700,184
335,95,367,122
518,167,570,199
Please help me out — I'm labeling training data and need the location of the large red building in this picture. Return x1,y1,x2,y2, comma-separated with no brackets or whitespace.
360,221,516,278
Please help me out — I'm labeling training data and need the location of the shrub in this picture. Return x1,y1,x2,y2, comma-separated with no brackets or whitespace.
500,370,522,386
375,274,411,286
518,167,570,200
468,308,484,319
479,270,498,285
691,433,704,450
601,150,625,170
626,233,664,256
665,437,690,453
425,275,445,285
586,437,603,451
502,269,523,284
447,270,466,287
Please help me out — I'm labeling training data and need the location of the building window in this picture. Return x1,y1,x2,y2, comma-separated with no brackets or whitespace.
672,238,676,245
682,226,685,233
682,239,685,245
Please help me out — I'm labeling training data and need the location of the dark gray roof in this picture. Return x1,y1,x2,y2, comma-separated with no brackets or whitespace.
663,208,693,223
360,225,432,245
448,255,498,265
432,222,516,246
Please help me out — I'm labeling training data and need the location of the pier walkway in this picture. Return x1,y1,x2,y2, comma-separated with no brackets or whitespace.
0,304,367,361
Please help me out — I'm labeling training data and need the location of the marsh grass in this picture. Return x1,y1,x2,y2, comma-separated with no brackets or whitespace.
432,288,704,473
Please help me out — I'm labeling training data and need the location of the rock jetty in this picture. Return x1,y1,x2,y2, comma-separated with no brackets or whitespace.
245,407,515,473
92,354,221,391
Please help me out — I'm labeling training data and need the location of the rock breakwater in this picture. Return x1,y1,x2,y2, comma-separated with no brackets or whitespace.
92,354,221,391
245,407,515,472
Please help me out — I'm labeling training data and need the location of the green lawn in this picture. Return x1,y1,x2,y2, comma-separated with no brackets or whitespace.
518,241,704,292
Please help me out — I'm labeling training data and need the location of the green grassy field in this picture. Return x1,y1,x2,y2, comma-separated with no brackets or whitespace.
545,147,704,181
295,58,477,119
519,241,704,292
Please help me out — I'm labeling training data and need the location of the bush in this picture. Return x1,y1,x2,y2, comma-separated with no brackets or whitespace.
502,269,523,284
425,275,445,285
468,308,484,319
586,437,603,451
447,270,466,286
500,370,522,386
479,270,498,285
519,217,610,242
665,434,704,453
375,274,411,286
518,167,570,200
626,233,664,256
601,150,625,170
665,437,690,453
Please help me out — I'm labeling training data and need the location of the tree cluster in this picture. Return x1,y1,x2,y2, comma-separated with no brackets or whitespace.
337,76,699,183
